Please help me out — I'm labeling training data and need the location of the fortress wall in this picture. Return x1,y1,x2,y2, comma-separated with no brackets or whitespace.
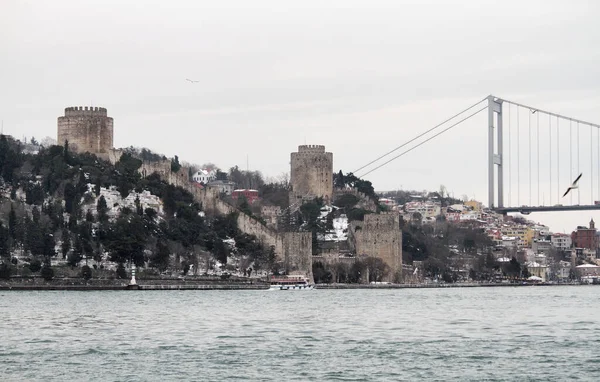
349,212,402,282
333,188,378,212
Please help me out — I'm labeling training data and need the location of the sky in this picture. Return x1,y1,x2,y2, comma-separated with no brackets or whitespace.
2,0,600,233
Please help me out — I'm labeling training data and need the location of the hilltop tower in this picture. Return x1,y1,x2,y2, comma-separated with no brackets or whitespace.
290,145,333,205
57,106,113,160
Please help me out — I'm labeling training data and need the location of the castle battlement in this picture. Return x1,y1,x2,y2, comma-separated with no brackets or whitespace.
58,105,113,160
64,106,108,117
297,145,326,153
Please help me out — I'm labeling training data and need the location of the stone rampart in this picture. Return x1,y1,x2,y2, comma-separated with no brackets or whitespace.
333,188,378,212
168,176,313,280
349,212,402,282
139,159,189,188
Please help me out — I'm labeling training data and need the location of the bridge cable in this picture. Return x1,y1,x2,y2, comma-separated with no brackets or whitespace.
570,120,573,206
537,112,540,206
352,97,488,174
357,105,487,178
597,127,599,202
508,104,511,207
577,121,580,205
557,117,560,204
529,109,532,206
549,114,552,205
517,106,520,206
590,125,594,205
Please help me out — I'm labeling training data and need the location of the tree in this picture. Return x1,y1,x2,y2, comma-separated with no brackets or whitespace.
42,233,56,259
28,258,42,273
61,229,71,258
0,263,11,280
365,257,390,283
106,215,147,267
85,209,95,223
40,259,54,281
81,265,92,281
150,241,170,272
8,204,18,240
116,263,127,279
171,155,181,173
67,236,83,267
0,222,9,259
97,196,109,223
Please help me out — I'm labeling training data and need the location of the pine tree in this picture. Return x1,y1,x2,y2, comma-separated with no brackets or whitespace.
61,229,71,259
8,205,17,241
97,196,109,224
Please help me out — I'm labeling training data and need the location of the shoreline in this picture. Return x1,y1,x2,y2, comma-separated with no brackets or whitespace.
0,281,590,291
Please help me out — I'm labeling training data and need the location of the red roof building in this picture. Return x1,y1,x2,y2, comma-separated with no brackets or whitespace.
571,219,598,251
232,189,259,204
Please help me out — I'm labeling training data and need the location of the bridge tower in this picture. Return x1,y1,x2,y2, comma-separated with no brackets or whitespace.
488,96,504,209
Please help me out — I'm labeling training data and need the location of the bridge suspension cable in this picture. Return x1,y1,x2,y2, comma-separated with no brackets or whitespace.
352,97,488,175
357,105,487,178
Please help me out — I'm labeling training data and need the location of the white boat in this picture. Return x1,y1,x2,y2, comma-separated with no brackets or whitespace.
268,275,315,291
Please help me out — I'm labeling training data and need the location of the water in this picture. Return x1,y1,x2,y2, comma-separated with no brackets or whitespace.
1,286,599,381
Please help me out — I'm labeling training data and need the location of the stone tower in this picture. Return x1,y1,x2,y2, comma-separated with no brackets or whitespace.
349,212,403,283
57,106,113,160
290,145,333,205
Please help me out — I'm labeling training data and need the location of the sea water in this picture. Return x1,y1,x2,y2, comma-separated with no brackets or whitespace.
1,286,599,381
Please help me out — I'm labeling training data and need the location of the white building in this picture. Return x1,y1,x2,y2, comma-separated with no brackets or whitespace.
192,169,217,184
551,233,572,251
405,201,441,219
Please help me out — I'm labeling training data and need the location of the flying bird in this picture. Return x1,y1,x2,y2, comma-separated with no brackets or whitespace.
563,173,582,197
186,79,199,83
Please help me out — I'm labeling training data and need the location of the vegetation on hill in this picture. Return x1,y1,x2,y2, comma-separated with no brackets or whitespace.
0,136,275,281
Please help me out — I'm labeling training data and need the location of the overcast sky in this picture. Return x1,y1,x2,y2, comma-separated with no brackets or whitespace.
2,0,600,233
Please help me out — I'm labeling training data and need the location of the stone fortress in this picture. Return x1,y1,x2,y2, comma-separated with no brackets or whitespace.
290,145,333,206
55,106,402,283
57,107,114,161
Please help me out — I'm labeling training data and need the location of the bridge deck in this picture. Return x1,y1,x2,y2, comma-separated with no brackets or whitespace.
494,205,600,215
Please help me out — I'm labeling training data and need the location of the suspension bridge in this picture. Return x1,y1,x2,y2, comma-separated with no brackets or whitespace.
354,95,600,215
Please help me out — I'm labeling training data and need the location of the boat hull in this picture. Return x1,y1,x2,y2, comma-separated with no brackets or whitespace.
269,284,315,291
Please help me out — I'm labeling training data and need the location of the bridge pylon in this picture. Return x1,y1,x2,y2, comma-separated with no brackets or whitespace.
488,95,504,210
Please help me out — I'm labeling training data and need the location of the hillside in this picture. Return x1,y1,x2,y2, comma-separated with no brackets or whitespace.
0,136,275,282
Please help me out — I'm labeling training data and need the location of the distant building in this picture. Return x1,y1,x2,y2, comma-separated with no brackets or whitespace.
379,198,398,211
571,219,598,251
232,189,259,204
206,180,235,195
532,238,552,254
192,169,216,184
551,233,572,252
405,201,441,219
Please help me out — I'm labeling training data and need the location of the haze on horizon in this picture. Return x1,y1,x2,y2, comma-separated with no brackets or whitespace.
2,0,600,233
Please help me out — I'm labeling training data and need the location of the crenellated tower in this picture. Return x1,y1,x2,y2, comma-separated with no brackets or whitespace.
57,106,114,160
290,144,333,205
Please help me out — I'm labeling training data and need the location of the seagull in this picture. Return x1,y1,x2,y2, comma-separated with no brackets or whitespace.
563,173,582,197
186,79,199,83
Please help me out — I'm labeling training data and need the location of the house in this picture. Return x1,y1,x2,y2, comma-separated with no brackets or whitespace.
551,233,572,251
206,180,235,195
192,169,217,184
532,238,552,254
232,189,259,204
379,198,398,211
526,261,549,282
